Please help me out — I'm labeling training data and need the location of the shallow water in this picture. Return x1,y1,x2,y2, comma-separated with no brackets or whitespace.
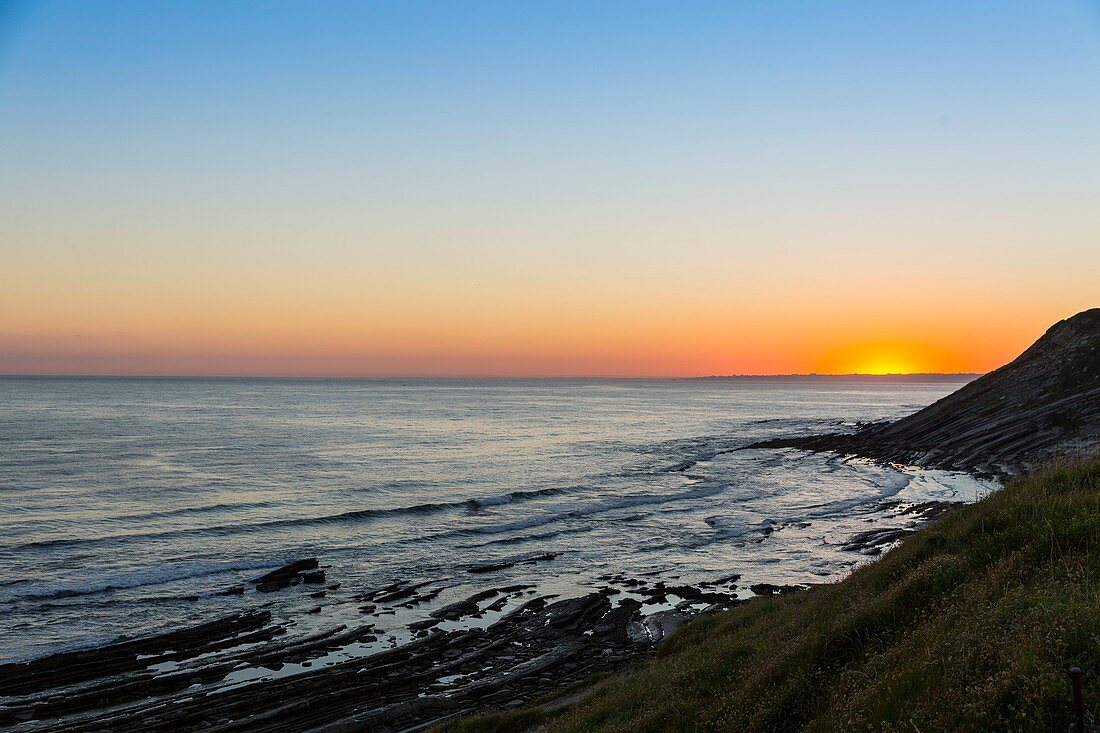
0,377,994,664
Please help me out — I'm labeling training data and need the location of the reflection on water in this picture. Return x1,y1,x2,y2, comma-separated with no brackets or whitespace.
0,376,990,664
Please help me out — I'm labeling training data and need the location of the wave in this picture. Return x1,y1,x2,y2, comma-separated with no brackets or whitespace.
465,487,563,509
99,500,287,524
435,482,729,541
10,487,567,551
4,559,281,603
0,578,32,587
461,524,596,548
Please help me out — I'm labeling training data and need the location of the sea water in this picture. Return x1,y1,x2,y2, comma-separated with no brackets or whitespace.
0,377,995,665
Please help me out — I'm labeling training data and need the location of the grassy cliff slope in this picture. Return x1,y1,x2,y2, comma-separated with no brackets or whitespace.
443,454,1100,732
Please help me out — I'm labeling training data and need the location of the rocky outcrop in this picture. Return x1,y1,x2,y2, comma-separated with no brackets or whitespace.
252,558,320,592
0,576,742,732
755,308,1100,475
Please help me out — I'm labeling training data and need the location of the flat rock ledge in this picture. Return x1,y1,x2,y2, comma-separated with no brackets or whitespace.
0,577,744,733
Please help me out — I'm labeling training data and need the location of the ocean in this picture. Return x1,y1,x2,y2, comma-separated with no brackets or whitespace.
0,376,995,668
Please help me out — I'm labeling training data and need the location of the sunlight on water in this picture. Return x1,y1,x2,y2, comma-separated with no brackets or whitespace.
0,377,990,664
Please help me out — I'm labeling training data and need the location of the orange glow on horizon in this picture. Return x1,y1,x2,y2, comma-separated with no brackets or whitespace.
813,340,969,376
0,250,1086,377
0,310,1053,377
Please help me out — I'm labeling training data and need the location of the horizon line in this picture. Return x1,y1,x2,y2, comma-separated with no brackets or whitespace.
0,372,984,380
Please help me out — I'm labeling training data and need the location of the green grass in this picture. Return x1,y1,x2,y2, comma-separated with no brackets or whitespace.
440,453,1100,732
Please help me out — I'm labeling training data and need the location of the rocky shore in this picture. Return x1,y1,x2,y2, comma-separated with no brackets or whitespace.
3,515,935,733
0,561,764,732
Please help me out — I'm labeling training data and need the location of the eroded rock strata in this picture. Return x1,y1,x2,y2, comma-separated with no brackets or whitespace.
0,575,741,732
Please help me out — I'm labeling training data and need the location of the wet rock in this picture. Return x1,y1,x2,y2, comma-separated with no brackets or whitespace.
841,527,914,554
484,595,509,613
3,582,765,733
430,589,498,621
627,610,689,644
749,583,806,596
522,552,561,564
253,558,318,584
467,553,561,574
495,584,535,593
251,558,319,592
660,585,737,605
357,580,406,602
467,561,515,574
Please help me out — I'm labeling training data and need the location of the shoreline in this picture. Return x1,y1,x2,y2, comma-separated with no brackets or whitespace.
0,454,988,732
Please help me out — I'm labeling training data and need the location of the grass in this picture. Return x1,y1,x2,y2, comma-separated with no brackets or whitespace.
439,453,1100,732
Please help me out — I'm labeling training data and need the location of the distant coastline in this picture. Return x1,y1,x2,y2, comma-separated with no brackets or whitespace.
693,373,980,382
0,373,982,382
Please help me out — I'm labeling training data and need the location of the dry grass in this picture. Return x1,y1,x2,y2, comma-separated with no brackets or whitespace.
440,454,1100,732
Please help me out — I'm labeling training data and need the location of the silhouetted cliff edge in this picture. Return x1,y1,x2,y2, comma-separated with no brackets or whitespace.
753,308,1100,475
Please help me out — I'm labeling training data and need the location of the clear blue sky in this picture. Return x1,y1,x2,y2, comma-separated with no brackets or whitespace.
1,1,1099,375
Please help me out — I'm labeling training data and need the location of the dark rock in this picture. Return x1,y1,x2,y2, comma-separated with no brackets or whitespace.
483,595,509,613
468,561,515,574
749,583,806,596
301,570,326,584
357,580,406,602
468,553,561,574
409,618,441,632
430,589,499,621
521,552,561,564
841,527,915,554
0,584,724,733
495,584,535,593
373,580,434,602
658,585,737,605
252,558,318,584
251,559,319,592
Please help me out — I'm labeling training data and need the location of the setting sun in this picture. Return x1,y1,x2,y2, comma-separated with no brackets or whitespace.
814,341,968,375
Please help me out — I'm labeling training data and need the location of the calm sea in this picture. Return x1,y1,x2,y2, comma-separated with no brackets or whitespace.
0,377,994,665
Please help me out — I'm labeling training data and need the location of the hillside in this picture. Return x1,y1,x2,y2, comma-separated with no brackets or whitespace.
441,310,1100,732
442,454,1100,733
757,308,1100,475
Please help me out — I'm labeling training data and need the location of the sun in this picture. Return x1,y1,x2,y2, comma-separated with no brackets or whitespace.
853,355,918,376
814,340,960,375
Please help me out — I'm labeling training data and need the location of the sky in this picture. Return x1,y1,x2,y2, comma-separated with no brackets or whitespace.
1,1,1098,377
